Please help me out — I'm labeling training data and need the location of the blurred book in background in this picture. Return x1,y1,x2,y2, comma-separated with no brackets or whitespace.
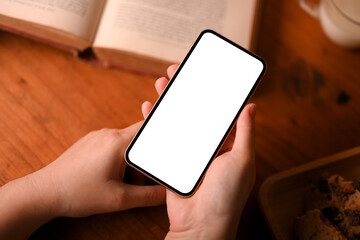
0,0,261,76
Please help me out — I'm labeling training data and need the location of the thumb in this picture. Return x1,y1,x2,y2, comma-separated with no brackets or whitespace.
231,103,256,159
120,121,143,143
122,184,166,209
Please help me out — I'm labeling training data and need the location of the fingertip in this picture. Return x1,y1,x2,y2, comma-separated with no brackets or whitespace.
121,121,143,142
167,64,178,79
155,77,167,86
155,77,168,95
248,103,257,121
141,101,153,118
142,100,152,110
236,103,256,129
155,76,166,85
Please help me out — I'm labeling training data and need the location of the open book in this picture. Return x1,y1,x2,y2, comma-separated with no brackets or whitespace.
0,0,261,76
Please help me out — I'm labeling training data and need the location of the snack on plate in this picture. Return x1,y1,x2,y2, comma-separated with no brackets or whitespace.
295,174,360,240
294,209,346,240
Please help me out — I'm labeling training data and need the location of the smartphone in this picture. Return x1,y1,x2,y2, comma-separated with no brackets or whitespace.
125,30,265,196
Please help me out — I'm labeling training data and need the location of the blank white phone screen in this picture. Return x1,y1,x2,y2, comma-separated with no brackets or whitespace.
127,31,264,195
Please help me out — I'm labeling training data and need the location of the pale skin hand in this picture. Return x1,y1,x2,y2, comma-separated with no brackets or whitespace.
0,124,166,240
142,64,257,240
0,64,256,240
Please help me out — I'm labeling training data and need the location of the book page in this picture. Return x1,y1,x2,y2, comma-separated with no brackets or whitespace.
0,0,106,41
93,0,259,63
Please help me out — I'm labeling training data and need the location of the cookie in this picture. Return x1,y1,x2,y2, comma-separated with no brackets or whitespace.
295,174,360,239
294,209,346,240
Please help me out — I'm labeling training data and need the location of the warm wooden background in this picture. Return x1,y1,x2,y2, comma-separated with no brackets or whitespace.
0,0,359,239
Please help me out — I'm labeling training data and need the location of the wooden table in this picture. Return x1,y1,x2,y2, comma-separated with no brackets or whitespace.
0,0,359,239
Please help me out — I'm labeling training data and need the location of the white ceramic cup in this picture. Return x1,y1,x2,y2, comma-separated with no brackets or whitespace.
298,0,360,48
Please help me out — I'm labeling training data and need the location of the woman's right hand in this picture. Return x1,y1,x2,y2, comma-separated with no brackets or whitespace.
142,65,257,240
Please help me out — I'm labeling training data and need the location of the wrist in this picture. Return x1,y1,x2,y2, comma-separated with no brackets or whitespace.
27,169,64,218
0,171,62,239
6,171,62,219
165,216,240,240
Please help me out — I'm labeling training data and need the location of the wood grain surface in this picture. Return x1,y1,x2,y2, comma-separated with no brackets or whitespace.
0,0,359,239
